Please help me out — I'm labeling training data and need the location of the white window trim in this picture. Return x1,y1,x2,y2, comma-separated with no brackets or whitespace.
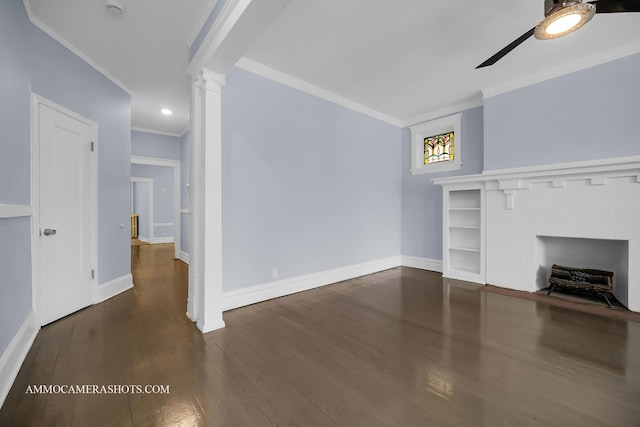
410,113,462,175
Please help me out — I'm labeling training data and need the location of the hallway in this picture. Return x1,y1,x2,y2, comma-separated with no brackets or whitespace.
0,244,199,425
1,244,640,425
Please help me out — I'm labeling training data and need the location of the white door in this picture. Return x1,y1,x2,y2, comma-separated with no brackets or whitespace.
38,102,95,325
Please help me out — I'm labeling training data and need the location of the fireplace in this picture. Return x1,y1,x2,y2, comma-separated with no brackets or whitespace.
435,155,640,313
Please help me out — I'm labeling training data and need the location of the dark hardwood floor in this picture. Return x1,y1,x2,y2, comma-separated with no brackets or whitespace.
1,243,640,426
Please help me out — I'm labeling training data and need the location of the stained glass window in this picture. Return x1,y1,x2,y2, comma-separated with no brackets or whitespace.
424,132,454,164
410,113,460,175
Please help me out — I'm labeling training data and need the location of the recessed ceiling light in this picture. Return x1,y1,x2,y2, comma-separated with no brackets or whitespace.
161,109,173,116
106,0,124,16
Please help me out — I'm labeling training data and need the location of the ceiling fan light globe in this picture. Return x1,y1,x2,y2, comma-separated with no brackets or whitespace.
546,13,582,34
534,2,596,40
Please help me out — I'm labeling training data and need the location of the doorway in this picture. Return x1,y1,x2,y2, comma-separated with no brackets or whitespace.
130,178,153,243
130,156,181,259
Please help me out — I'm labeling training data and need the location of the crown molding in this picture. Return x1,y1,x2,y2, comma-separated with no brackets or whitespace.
22,1,133,96
131,127,184,138
402,97,484,127
179,126,191,138
482,40,640,99
236,58,404,127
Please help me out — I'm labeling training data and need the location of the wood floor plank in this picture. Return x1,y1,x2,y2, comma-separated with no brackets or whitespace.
2,243,640,426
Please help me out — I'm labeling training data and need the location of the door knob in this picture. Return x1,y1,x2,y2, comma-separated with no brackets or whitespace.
43,228,57,236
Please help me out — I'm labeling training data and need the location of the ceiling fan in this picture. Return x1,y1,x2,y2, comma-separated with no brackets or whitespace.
476,0,640,68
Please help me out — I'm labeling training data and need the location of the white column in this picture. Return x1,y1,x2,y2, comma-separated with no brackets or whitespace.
188,69,226,332
187,75,201,322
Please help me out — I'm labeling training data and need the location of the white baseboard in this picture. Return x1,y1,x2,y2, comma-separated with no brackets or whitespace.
179,251,190,264
222,256,402,311
96,273,133,303
0,310,38,408
197,320,226,333
401,256,443,273
136,236,174,245
150,236,174,244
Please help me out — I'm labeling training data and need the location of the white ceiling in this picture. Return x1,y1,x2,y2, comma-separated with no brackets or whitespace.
25,0,216,136
24,0,640,134
244,0,640,124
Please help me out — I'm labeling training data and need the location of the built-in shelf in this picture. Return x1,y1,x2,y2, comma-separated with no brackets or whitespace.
448,264,481,274
437,187,485,284
450,246,481,252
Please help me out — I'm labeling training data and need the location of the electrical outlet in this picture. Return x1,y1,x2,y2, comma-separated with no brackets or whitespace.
272,268,278,279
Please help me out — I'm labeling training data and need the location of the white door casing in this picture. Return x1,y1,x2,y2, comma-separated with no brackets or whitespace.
30,94,98,326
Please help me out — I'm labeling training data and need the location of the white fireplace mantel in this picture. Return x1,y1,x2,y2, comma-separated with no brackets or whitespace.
434,155,640,312
434,155,640,210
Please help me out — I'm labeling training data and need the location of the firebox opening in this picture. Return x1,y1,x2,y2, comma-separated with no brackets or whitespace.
535,236,629,307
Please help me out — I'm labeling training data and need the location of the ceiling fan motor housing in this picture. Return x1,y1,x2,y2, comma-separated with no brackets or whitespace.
545,0,583,16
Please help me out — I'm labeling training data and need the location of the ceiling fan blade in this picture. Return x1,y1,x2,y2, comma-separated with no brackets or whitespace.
590,0,640,13
476,27,535,69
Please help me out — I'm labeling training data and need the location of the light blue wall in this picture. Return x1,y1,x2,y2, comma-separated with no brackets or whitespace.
0,0,31,206
180,131,190,255
401,107,484,260
484,52,640,171
222,67,403,291
0,0,33,354
0,218,33,357
131,130,181,160
131,164,175,238
0,0,130,356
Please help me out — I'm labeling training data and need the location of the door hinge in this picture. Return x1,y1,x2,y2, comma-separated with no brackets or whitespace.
91,269,95,280
90,141,95,152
